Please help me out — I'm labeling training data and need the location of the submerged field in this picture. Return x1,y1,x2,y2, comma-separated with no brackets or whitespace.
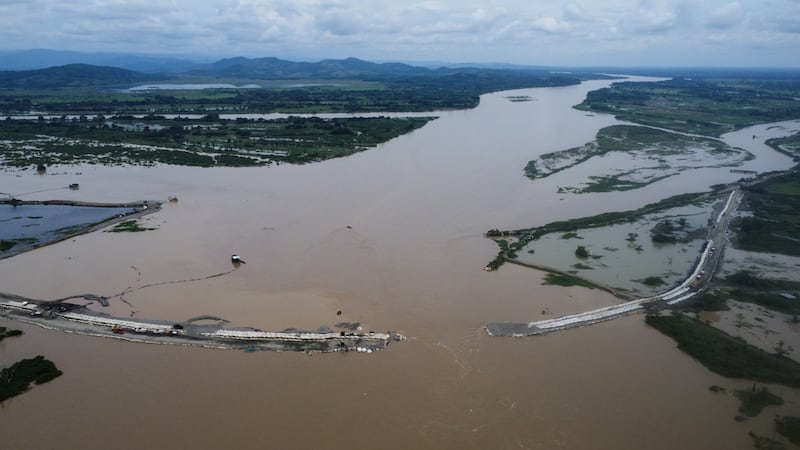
0,203,136,256
734,170,800,257
524,125,751,193
766,131,800,160
0,115,435,167
576,77,800,137
522,76,800,195
514,201,714,296
486,191,714,271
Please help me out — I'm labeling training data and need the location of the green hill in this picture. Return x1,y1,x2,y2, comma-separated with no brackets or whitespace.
0,64,164,88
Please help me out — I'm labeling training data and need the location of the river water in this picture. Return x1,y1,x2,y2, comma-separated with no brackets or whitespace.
1,78,797,449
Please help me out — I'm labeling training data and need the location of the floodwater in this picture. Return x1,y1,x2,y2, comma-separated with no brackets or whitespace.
1,78,797,449
515,203,714,296
0,204,134,253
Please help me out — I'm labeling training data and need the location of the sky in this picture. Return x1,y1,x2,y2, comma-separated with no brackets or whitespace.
1,0,799,67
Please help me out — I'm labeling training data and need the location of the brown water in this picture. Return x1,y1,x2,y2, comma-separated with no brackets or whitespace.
1,78,794,449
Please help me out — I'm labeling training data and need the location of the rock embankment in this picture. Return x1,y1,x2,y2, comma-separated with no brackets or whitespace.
0,294,403,354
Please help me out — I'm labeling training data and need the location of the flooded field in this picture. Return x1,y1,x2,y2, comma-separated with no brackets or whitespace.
0,203,136,254
515,202,715,296
1,77,798,449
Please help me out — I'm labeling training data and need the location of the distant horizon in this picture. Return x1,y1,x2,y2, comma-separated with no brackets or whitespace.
1,48,799,73
2,1,798,69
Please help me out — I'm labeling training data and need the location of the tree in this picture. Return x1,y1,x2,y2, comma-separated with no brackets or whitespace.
575,245,589,258
775,340,794,357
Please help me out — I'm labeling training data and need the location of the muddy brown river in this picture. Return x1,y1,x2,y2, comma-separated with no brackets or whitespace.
1,78,798,449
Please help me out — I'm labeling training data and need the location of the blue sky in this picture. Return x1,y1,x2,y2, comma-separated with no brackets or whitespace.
1,0,798,66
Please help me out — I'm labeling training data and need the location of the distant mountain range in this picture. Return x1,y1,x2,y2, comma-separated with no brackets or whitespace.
0,49,550,74
0,49,204,73
0,50,584,89
0,64,163,89
192,56,431,79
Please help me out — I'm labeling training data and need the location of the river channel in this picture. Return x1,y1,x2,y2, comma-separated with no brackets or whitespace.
1,77,797,449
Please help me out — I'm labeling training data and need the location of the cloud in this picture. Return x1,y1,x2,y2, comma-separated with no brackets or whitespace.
706,2,744,29
772,16,800,33
0,0,797,66
531,16,572,33
631,1,678,33
315,11,363,37
564,3,584,21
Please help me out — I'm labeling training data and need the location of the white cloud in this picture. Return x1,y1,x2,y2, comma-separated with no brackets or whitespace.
630,1,678,33
531,16,572,33
706,2,744,29
0,0,797,66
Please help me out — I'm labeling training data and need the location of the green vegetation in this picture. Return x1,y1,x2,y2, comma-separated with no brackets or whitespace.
749,432,786,450
0,237,38,252
523,160,539,179
524,75,797,196
731,290,800,316
0,356,63,403
574,173,674,194
775,416,800,446
106,220,157,233
725,270,800,290
735,385,784,417
575,245,589,258
577,77,800,137
650,218,693,244
0,115,434,167
690,291,730,312
486,191,711,269
766,132,800,161
735,170,800,256
0,64,160,89
0,60,591,115
523,125,747,191
645,314,800,387
560,232,582,239
542,273,596,289
640,276,665,287
0,327,23,341
723,271,800,315
0,60,599,169
485,239,510,271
